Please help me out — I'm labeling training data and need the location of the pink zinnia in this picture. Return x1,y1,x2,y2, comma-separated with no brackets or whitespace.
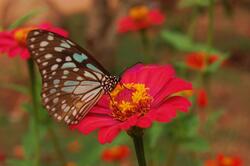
72,64,192,144
0,22,68,60
117,5,165,33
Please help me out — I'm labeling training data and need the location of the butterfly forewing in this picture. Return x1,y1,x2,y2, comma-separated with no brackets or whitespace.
26,29,117,125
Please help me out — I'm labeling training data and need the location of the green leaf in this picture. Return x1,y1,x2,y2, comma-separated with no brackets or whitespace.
161,30,228,57
161,30,194,52
178,0,210,8
205,110,224,130
206,54,229,73
8,9,42,29
6,159,32,166
0,83,29,95
181,137,210,152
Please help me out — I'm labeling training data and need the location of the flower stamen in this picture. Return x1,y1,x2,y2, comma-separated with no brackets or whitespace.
110,83,152,121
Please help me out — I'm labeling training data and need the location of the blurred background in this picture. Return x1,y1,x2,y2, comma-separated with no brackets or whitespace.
0,0,249,166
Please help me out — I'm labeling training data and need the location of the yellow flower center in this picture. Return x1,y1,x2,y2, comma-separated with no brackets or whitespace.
110,83,152,121
221,157,233,166
14,27,35,45
129,5,149,21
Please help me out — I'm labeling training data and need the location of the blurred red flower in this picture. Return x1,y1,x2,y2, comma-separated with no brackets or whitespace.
101,145,130,162
117,5,165,33
13,145,24,159
0,150,6,163
204,154,242,166
185,52,220,71
72,64,192,144
0,22,68,60
197,89,208,109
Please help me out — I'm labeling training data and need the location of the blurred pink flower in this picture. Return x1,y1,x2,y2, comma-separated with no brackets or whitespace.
72,64,192,144
0,22,68,60
117,5,165,33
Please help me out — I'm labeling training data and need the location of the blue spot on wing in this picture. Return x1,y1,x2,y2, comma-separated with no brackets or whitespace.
86,63,102,73
61,62,76,69
64,81,79,86
73,53,88,63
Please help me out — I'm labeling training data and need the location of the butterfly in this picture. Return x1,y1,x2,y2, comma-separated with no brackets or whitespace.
26,29,119,125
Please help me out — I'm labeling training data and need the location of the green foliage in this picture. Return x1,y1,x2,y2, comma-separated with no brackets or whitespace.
205,110,224,130
163,113,210,152
181,136,209,152
148,123,165,148
0,83,29,95
8,9,43,30
6,159,32,166
178,0,210,8
161,30,227,56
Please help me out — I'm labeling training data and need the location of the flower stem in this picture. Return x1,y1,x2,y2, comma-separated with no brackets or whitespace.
207,0,215,51
202,0,215,88
140,29,152,63
187,7,198,39
128,127,147,166
27,59,40,166
47,126,67,166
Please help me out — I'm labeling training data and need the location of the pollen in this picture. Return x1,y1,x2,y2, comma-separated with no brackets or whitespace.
129,5,149,21
110,83,152,121
14,27,35,45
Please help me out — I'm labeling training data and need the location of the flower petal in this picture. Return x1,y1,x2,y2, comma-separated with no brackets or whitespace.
98,125,121,144
8,47,21,57
39,22,68,37
153,96,191,122
71,115,118,135
122,64,176,97
153,78,192,106
90,106,110,115
136,115,153,128
148,9,165,25
20,48,30,60
117,17,138,33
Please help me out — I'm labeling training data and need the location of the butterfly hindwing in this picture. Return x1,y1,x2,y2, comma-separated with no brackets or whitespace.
26,29,115,125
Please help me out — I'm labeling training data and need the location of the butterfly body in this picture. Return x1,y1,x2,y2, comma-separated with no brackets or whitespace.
26,29,118,125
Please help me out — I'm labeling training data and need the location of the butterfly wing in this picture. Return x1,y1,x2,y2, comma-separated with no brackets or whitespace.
26,29,110,125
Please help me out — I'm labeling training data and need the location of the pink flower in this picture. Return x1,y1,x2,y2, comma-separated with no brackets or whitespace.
0,22,68,60
117,5,165,33
71,64,192,144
